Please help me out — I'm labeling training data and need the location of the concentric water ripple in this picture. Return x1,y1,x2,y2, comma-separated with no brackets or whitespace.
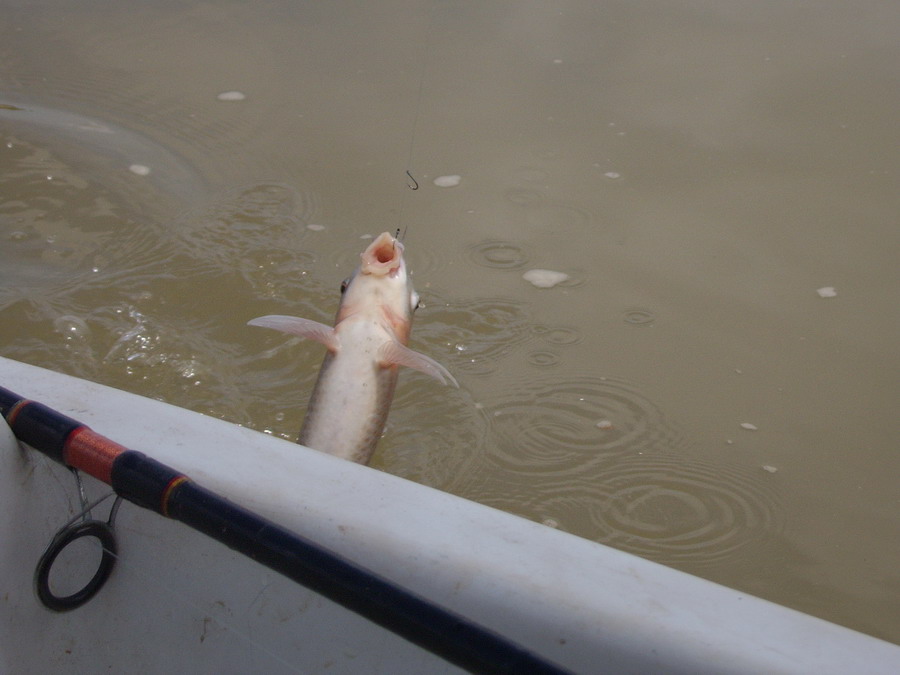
465,240,531,270
0,132,179,311
0,99,206,205
590,454,783,566
176,182,319,298
490,451,784,567
375,383,490,492
623,308,656,326
419,296,534,375
487,376,685,472
526,351,560,367
504,187,544,207
525,202,595,231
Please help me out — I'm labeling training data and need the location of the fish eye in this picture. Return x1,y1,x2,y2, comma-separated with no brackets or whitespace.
340,277,350,294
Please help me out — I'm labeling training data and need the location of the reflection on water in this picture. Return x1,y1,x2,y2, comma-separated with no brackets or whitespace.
1,0,899,645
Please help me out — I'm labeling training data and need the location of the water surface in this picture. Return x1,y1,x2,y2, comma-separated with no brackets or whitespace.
2,0,898,645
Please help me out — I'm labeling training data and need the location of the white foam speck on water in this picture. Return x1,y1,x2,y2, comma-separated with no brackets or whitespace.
306,224,325,231
129,164,151,176
740,422,758,431
603,171,621,179
433,175,461,187
596,419,613,430
523,269,570,288
817,286,837,298
762,465,778,473
216,91,246,101
552,59,563,64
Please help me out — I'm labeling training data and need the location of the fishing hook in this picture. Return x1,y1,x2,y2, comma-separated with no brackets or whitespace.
34,468,122,612
405,170,419,190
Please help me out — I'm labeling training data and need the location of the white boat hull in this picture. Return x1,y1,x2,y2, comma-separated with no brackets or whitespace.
1,356,898,674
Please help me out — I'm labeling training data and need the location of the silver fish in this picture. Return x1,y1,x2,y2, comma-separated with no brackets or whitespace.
249,232,457,464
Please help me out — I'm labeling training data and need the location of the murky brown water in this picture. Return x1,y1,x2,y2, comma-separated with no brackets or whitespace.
2,0,898,644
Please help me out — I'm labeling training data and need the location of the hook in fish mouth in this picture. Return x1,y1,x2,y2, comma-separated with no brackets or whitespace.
361,232,403,275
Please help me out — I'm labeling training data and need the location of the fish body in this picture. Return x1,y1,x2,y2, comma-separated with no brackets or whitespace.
249,232,456,463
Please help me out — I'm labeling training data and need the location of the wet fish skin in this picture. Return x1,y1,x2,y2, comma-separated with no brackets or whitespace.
249,232,456,464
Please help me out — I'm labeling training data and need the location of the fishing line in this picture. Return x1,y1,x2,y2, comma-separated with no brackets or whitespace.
398,8,435,229
44,498,306,673
33,466,123,612
25,459,302,669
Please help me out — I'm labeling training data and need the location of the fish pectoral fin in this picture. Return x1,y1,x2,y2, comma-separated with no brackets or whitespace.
248,315,339,352
379,341,459,388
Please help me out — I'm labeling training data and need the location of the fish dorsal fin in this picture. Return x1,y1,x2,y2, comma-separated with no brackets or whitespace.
379,340,458,388
248,315,340,352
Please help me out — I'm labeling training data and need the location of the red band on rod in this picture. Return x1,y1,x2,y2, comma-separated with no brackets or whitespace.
5,398,31,426
161,475,190,517
64,427,128,484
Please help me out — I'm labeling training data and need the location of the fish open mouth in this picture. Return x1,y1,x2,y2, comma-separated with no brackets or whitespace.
361,232,403,276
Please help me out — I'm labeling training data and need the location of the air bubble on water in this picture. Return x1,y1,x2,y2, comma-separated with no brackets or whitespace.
217,91,246,101
523,269,570,288
433,175,461,188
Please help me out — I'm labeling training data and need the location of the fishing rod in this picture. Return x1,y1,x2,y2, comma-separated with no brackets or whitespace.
0,385,571,675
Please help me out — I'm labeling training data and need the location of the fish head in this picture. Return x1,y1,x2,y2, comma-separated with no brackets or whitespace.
336,232,419,341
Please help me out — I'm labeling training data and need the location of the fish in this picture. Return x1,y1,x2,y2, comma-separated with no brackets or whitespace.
248,232,457,464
